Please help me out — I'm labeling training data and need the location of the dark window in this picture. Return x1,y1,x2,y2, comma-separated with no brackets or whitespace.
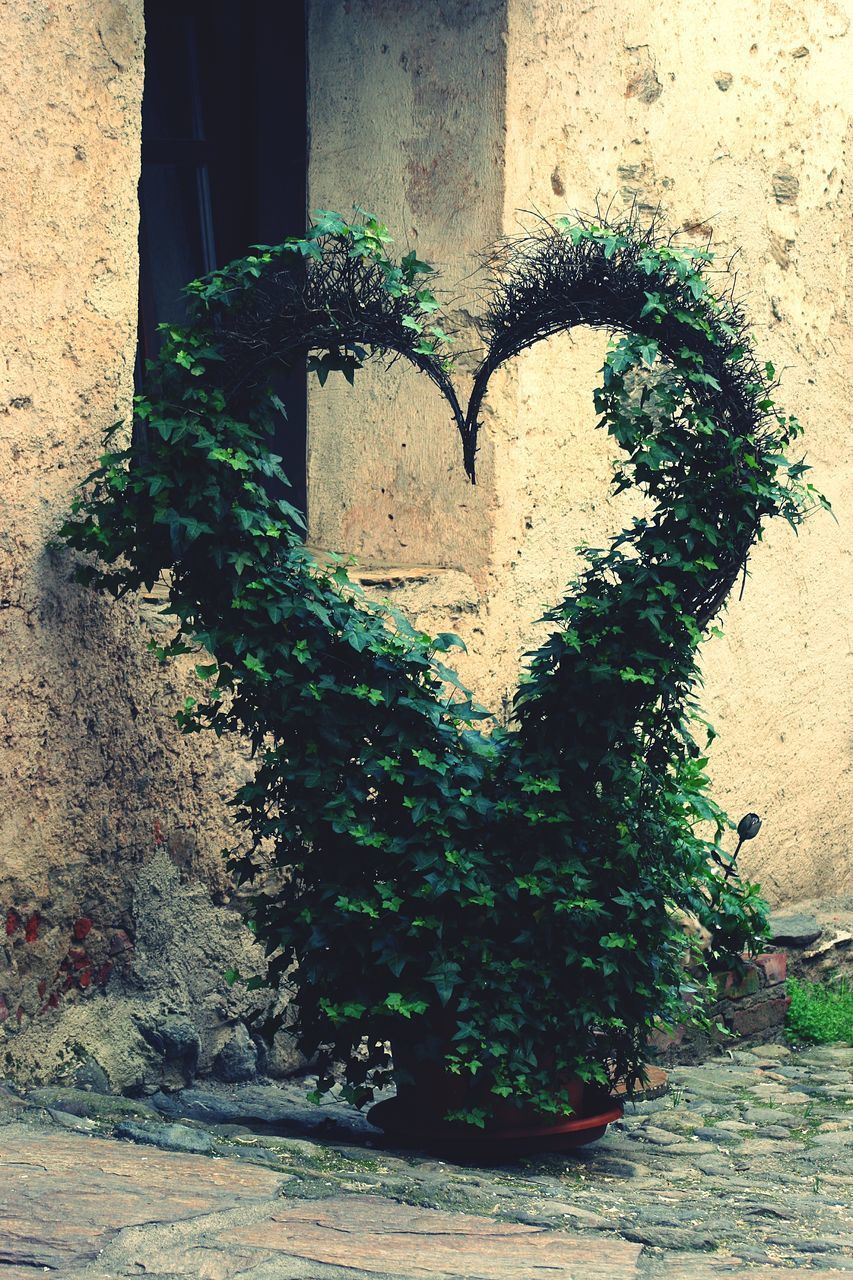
138,0,307,513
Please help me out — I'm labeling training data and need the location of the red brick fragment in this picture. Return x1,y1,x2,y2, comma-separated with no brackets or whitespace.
96,962,113,985
24,913,41,943
755,951,787,985
726,994,791,1036
648,1023,686,1051
718,965,760,999
37,979,46,999
73,917,93,941
5,909,20,936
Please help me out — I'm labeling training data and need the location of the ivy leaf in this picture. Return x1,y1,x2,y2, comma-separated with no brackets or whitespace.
638,340,659,366
426,961,461,1005
401,250,435,279
431,632,467,653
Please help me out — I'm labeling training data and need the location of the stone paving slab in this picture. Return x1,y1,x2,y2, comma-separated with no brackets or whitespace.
2,1042,852,1278
224,1195,642,1278
0,1128,641,1279
0,1124,284,1271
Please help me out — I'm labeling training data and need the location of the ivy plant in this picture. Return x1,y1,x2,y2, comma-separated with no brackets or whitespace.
60,209,827,1123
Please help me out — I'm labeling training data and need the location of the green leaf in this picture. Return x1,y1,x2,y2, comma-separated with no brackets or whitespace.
401,250,435,279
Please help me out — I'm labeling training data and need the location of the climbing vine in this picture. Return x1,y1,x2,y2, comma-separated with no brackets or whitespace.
60,210,826,1122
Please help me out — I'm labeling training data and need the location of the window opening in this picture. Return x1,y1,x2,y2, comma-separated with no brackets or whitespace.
137,0,307,515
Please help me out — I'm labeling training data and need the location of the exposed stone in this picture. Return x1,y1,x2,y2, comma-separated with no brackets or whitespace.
754,951,787,984
0,1083,27,1122
590,1156,651,1178
108,928,134,957
45,1107,96,1133
74,1055,110,1093
6,1042,851,1274
226,1196,643,1278
629,1124,682,1145
742,1107,800,1125
772,169,801,205
264,1025,311,1078
27,1086,158,1121
114,1118,215,1155
725,993,791,1036
693,1126,740,1143
748,1043,791,1059
770,913,822,947
139,1015,200,1084
623,1224,718,1249
803,930,853,962
212,1024,258,1083
718,966,761,999
150,1079,381,1141
739,1137,801,1155
808,1130,853,1147
625,66,663,104
804,1045,853,1064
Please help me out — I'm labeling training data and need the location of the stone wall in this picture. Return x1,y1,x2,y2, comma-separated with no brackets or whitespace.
0,0,265,1088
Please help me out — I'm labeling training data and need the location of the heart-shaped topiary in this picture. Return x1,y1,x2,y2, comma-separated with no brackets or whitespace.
61,210,825,1122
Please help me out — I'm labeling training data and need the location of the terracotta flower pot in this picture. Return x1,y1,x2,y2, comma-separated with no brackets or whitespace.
367,1037,622,1159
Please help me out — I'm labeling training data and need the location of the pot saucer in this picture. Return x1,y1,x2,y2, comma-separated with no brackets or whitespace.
367,1096,623,1159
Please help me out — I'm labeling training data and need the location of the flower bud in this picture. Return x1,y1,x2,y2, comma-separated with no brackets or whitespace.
737,812,762,842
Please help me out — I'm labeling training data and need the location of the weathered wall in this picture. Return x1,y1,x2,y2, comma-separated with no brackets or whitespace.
0,0,268,1088
1,0,848,1089
306,0,507,577
307,0,850,902
493,0,852,901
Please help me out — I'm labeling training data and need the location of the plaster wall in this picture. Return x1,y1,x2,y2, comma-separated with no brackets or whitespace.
494,0,852,902
0,0,265,1088
306,0,507,576
307,0,850,902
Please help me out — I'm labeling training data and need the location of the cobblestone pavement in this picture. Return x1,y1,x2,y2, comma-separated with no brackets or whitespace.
1,1042,850,1279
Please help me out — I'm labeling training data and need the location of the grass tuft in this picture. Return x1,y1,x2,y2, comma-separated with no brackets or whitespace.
785,977,853,1045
